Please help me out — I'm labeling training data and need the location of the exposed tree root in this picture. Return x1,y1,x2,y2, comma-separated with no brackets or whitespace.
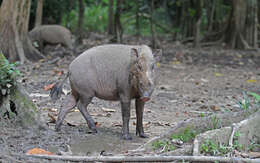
193,110,260,156
135,108,258,153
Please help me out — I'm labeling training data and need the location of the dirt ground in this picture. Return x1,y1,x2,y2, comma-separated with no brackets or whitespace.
1,35,260,161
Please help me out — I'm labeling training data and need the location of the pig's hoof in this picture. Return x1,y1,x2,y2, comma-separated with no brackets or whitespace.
136,131,148,138
92,129,98,134
139,133,148,138
122,134,132,140
55,126,61,132
87,129,98,134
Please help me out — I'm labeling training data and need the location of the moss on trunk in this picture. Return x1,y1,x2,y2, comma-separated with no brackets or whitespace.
0,84,43,129
10,84,39,127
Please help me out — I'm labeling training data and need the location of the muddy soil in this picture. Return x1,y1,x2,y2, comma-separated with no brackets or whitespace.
1,36,260,161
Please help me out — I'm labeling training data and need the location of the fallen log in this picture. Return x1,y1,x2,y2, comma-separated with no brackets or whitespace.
26,154,260,162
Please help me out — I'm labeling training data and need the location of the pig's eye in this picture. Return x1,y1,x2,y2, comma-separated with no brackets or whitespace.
137,64,143,71
151,64,155,70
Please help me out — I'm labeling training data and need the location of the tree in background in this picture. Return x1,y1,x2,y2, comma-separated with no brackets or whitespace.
107,0,114,35
135,0,140,38
21,0,260,50
223,0,258,49
150,0,156,48
193,0,202,48
114,0,123,43
224,0,248,49
76,0,85,44
34,0,43,27
0,0,43,63
245,0,258,48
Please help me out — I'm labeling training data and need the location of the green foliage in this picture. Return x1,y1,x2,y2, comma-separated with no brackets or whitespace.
0,55,20,95
83,5,108,32
200,139,229,156
29,0,235,39
233,131,243,151
152,127,198,153
247,91,260,103
152,140,176,152
249,141,260,151
62,3,108,33
170,127,197,142
30,0,76,29
237,92,250,110
201,133,246,156
188,8,196,17
201,140,219,155
211,115,220,129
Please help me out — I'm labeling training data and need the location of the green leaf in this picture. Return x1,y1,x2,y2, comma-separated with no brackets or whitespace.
248,91,260,102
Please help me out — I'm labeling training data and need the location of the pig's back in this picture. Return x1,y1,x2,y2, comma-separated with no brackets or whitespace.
70,44,133,75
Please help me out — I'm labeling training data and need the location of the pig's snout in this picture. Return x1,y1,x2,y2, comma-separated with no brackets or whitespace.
140,88,154,102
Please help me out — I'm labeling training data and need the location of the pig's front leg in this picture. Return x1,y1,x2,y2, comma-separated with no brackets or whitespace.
135,99,148,138
120,101,132,140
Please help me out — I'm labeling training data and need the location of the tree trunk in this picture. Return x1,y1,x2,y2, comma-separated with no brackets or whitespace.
107,0,114,35
0,53,42,129
193,0,203,48
253,0,258,48
0,0,44,63
208,0,216,32
150,0,156,48
224,0,249,49
34,0,43,27
113,0,123,43
245,0,258,48
76,0,85,44
135,0,140,38
179,1,186,40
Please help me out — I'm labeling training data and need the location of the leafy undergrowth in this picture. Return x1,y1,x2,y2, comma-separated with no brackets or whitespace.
152,127,197,152
0,53,20,96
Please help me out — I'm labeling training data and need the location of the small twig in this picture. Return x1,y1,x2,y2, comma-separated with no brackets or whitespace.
183,73,192,82
129,136,160,153
183,68,211,82
228,117,251,157
47,57,60,64
160,144,167,153
189,111,213,115
228,123,238,156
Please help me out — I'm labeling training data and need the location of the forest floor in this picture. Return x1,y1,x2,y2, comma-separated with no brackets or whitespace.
1,34,260,161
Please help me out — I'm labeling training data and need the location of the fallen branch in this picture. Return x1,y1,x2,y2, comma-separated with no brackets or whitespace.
130,136,159,153
26,154,260,162
228,123,239,156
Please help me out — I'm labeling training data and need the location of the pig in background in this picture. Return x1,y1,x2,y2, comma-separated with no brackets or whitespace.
29,25,74,53
50,44,162,140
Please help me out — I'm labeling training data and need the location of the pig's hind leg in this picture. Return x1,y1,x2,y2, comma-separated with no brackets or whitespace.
77,97,97,133
56,94,77,131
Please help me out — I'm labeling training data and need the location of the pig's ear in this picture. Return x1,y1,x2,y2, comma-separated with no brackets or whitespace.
130,48,140,65
153,49,162,62
131,48,139,59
